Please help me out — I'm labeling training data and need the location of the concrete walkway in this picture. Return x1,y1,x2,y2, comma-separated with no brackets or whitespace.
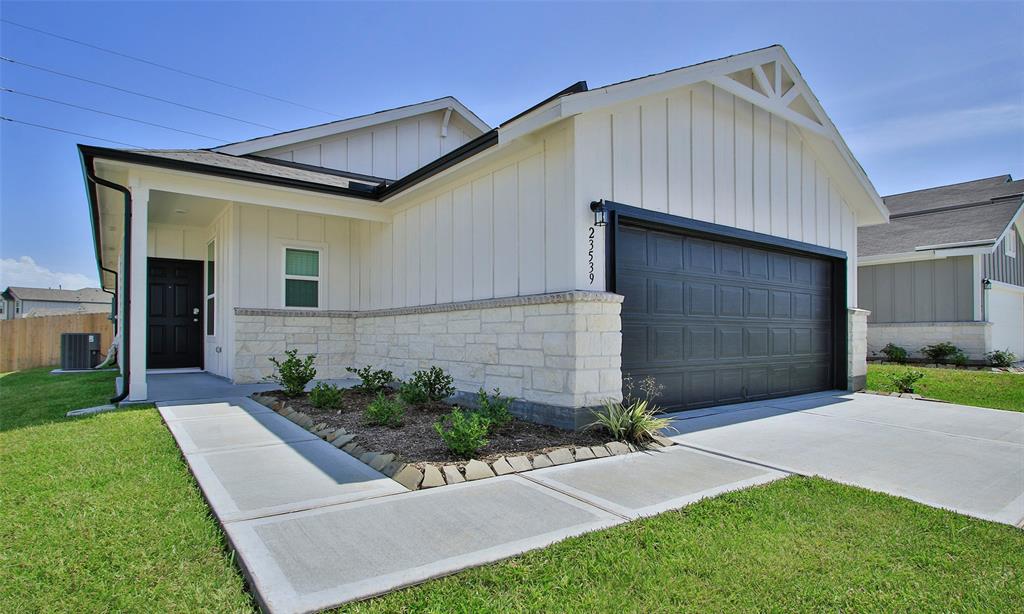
157,396,781,613
666,391,1024,527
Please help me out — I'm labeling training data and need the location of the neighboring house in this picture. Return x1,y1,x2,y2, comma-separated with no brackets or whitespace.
858,175,1024,360
1,286,110,319
80,45,887,427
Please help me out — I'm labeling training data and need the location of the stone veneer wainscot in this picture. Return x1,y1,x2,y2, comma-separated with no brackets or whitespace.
234,291,623,429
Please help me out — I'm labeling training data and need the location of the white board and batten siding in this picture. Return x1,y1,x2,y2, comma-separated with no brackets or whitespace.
573,82,859,307
344,126,575,310
257,111,480,180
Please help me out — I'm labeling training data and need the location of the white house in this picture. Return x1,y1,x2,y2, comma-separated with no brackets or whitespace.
81,45,886,428
858,175,1024,360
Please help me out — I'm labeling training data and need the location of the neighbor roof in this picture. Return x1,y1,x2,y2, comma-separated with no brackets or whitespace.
859,176,1024,258
2,286,110,303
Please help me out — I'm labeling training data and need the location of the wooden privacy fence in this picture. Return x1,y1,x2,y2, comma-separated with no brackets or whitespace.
0,312,114,372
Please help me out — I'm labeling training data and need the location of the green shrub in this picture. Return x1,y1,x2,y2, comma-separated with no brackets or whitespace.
952,351,968,367
346,365,395,394
920,342,961,364
309,382,343,409
885,369,925,393
589,399,672,444
267,349,316,397
397,380,429,406
433,409,490,458
879,343,908,363
986,349,1017,367
363,393,405,427
409,366,455,402
473,387,513,430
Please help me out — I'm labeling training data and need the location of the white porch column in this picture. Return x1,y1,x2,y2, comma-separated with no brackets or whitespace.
127,180,149,401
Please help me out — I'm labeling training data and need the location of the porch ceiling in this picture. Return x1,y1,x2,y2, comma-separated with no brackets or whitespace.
149,191,229,227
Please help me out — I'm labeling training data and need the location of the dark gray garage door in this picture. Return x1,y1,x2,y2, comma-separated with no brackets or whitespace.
617,224,835,411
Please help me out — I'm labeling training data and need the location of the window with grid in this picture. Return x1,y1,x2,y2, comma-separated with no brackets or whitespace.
284,248,320,308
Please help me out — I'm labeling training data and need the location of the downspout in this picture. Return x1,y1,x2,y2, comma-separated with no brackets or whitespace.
85,169,132,405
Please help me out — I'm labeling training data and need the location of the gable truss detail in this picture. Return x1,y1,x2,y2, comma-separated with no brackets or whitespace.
709,59,829,137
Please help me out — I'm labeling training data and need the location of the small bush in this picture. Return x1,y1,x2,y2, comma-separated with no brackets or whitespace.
309,382,343,409
433,409,490,458
589,399,672,444
920,342,961,364
885,369,925,393
986,349,1017,367
346,365,395,394
409,366,455,402
951,351,968,367
267,349,316,397
397,380,429,406
879,343,908,363
363,393,405,427
473,387,513,430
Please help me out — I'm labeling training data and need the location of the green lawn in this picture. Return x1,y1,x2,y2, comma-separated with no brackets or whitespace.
348,476,1022,613
0,367,252,612
3,367,1022,613
867,363,1024,412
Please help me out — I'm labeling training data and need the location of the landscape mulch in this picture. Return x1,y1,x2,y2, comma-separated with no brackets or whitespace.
263,389,609,466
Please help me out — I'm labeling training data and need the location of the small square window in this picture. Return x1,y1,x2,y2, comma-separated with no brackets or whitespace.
284,248,320,308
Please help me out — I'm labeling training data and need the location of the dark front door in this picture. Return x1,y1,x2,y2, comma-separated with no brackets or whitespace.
617,223,834,411
147,258,203,369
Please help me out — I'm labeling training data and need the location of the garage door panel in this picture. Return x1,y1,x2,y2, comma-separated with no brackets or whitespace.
618,226,648,265
618,224,836,411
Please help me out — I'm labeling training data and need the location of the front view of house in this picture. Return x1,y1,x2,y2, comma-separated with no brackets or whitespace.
81,45,887,428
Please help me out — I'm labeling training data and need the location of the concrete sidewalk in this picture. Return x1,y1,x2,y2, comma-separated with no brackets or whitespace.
157,396,783,613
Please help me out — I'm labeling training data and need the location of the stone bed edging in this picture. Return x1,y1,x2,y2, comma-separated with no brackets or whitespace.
251,393,675,491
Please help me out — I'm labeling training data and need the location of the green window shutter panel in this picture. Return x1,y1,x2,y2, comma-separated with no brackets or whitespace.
285,279,318,307
286,249,319,277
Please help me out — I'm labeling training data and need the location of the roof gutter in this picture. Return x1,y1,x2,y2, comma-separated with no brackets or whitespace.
81,151,132,405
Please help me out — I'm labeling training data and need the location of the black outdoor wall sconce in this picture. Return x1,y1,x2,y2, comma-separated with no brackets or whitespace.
590,200,607,227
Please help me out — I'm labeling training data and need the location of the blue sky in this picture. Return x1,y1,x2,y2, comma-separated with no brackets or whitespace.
1,1,1021,288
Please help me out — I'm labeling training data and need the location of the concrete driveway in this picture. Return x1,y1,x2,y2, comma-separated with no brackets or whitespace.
666,391,1024,527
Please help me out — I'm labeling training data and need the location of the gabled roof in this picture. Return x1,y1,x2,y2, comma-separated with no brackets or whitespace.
859,176,1024,258
211,96,490,156
496,45,888,225
2,286,109,303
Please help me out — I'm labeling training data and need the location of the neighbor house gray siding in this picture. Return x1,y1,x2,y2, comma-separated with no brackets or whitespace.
859,256,974,323
983,228,1024,287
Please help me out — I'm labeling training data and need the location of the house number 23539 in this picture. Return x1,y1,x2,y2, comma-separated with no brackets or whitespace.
588,226,596,284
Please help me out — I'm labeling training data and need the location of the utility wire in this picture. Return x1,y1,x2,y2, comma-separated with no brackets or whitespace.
1,87,228,142
0,116,144,148
0,56,282,131
1,18,343,119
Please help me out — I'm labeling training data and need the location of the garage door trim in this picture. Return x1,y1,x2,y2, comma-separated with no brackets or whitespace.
599,199,849,398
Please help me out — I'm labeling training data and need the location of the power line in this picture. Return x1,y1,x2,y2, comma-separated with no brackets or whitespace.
0,116,144,148
2,87,228,142
0,56,282,131
1,18,343,119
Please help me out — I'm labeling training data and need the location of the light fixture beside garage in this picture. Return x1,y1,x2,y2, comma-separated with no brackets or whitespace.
589,200,607,227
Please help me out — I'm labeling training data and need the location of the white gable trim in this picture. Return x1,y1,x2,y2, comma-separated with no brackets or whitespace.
214,97,490,156
499,45,888,226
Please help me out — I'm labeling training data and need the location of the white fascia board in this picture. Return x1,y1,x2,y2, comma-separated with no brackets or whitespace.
213,97,490,156
915,240,997,252
991,200,1024,248
95,159,391,223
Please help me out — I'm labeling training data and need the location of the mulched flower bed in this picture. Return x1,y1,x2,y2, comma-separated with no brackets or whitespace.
261,389,609,466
